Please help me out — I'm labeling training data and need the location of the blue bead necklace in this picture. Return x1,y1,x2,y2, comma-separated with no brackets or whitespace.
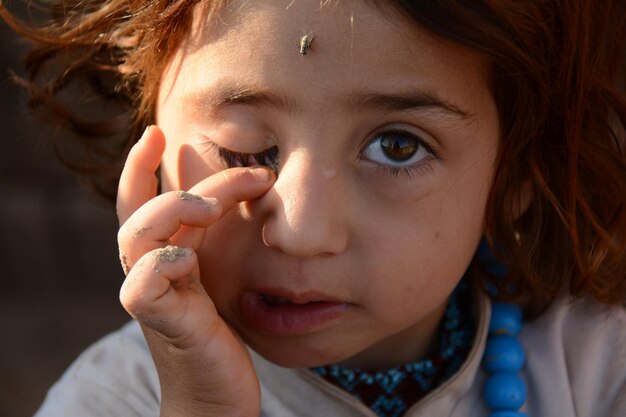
478,239,528,416
312,299,529,417
312,241,529,416
482,302,528,417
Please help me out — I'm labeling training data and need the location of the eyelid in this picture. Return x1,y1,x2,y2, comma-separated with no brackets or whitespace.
196,135,270,155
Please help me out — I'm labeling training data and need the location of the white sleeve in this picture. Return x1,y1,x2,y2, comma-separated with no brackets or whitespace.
609,384,626,417
34,321,161,417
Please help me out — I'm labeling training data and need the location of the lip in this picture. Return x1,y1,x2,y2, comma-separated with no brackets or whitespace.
239,289,351,336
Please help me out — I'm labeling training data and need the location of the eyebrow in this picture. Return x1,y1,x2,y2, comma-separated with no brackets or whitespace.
187,84,296,115
348,91,472,119
220,87,297,114
188,83,472,119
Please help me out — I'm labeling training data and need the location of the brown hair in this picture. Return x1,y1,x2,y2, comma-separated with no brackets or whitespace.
387,0,626,312
2,0,625,313
0,0,214,197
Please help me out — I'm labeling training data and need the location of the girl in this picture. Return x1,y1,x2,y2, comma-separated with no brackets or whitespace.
2,0,625,416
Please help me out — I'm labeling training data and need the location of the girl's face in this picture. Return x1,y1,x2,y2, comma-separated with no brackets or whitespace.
156,0,499,369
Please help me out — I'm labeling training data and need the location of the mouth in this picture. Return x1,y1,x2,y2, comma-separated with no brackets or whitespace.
259,291,334,305
240,290,351,336
260,294,297,306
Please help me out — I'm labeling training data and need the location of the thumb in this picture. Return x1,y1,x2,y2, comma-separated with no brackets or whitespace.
116,125,166,226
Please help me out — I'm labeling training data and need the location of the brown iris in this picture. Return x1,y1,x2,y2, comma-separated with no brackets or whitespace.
380,134,419,162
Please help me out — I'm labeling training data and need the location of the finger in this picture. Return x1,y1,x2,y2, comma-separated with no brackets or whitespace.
170,166,276,248
119,245,215,341
119,190,222,266
116,125,166,226
118,166,275,269
188,166,275,210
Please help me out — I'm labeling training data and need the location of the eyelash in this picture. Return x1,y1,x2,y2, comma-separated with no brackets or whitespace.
203,141,280,172
375,160,435,180
201,129,441,179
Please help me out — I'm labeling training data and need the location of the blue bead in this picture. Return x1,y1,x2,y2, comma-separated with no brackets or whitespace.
489,412,529,417
477,239,499,262
483,372,527,410
476,240,510,277
485,261,510,278
483,335,525,372
490,303,523,336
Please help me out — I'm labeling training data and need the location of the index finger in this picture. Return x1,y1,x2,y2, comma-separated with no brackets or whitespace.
116,126,166,226
187,167,275,212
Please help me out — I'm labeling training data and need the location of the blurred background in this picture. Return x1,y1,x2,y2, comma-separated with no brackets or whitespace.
0,19,131,417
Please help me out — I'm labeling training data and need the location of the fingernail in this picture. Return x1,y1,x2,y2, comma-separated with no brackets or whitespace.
139,125,153,142
251,167,274,182
202,196,220,207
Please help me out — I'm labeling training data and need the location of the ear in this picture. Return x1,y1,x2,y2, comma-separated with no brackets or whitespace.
510,179,533,221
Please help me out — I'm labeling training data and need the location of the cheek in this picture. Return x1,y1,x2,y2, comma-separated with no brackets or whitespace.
359,179,485,298
195,213,248,302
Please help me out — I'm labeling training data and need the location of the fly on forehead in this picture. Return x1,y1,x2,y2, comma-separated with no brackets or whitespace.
299,31,315,55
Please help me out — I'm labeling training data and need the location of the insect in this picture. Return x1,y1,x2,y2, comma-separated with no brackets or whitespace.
299,32,315,55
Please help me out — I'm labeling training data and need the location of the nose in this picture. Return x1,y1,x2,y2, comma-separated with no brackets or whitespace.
251,150,349,258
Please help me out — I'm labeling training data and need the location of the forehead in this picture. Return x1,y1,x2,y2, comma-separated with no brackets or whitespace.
159,0,490,116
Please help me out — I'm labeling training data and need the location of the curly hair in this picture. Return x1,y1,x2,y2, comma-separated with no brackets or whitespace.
1,0,625,313
1,0,215,197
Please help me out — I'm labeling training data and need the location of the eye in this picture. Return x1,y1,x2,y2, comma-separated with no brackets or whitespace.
362,130,433,168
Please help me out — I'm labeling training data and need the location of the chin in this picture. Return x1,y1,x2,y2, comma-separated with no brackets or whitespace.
245,335,355,368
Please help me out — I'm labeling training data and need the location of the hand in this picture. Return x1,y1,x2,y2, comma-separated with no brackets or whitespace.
117,126,275,417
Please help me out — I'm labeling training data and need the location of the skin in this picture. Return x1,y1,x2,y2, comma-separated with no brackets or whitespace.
117,0,500,414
